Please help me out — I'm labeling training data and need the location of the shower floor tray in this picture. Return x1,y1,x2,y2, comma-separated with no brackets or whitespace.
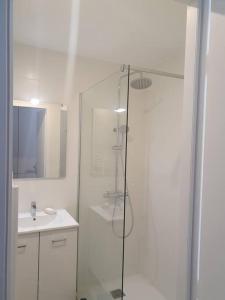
78,274,165,300
123,274,165,300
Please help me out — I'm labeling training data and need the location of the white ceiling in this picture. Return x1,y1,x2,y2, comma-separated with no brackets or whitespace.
14,0,187,68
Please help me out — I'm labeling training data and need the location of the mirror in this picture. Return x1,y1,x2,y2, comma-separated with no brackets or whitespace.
13,100,67,179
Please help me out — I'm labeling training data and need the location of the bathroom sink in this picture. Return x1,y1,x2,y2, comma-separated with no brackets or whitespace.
18,209,79,234
19,212,56,228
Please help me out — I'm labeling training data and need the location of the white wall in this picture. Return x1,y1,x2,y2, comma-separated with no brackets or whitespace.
125,57,185,300
144,76,183,300
14,43,119,215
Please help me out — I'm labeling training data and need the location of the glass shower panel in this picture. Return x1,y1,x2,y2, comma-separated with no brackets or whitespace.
77,68,129,300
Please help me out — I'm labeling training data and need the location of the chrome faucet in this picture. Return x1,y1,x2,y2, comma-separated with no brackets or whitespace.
31,201,37,220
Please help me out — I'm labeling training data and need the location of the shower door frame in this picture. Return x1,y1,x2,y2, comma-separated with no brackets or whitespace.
121,65,130,299
185,1,212,300
0,0,211,300
175,1,216,300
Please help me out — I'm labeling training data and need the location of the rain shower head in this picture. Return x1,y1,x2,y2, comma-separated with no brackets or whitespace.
130,73,152,90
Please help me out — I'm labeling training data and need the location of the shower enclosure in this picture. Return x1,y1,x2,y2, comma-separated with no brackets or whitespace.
77,65,187,300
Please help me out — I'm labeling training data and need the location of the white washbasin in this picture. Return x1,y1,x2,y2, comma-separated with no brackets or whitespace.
19,213,56,228
18,209,79,234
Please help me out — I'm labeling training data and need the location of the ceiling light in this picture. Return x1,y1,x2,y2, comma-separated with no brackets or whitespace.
30,98,40,105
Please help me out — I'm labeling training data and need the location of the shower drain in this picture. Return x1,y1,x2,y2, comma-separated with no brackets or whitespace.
110,289,126,299
79,289,126,300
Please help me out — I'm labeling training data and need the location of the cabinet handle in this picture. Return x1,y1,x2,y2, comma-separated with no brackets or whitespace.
17,245,27,249
52,238,67,247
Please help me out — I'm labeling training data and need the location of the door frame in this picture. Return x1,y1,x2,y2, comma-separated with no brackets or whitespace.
0,0,212,300
0,0,13,299
188,1,211,300
181,1,211,300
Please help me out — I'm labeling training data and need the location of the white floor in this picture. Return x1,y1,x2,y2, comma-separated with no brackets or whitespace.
124,274,165,300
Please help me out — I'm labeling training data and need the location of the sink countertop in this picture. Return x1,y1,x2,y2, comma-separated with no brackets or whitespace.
18,209,79,234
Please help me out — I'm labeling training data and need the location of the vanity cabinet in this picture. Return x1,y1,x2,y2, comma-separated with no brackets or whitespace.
39,229,77,300
15,233,39,300
16,228,77,300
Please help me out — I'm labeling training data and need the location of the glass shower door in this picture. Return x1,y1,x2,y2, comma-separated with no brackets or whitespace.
77,67,130,300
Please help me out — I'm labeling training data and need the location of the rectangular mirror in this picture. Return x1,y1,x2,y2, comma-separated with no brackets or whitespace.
13,100,67,179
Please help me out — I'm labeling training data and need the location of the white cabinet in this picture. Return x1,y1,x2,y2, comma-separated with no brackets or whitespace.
15,233,39,300
16,229,77,300
39,229,77,300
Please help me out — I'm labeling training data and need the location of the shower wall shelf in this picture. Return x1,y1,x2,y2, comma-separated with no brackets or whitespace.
90,205,124,222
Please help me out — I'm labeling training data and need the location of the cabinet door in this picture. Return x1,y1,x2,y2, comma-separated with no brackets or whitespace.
39,229,77,300
15,233,39,300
